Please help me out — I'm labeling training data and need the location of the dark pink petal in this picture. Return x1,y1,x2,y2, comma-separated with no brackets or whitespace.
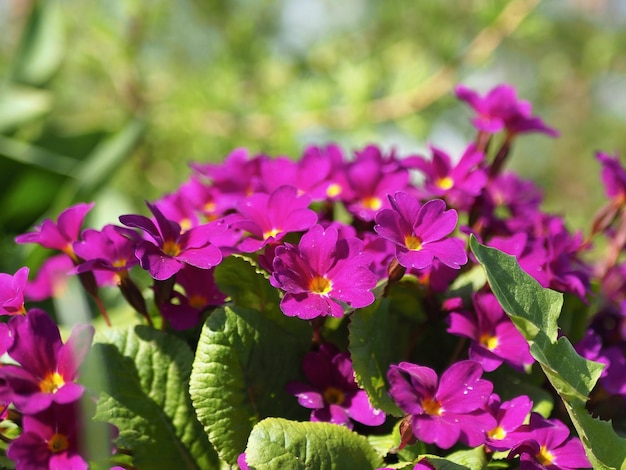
56,324,95,380
397,248,434,270
176,245,223,270
56,203,95,242
347,390,385,426
8,309,62,378
311,404,352,428
7,431,50,469
436,360,492,413
420,238,467,269
135,243,183,280
415,200,458,243
447,311,478,341
373,210,406,246
412,415,461,449
300,225,338,275
551,438,590,468
454,409,496,446
119,214,161,243
280,292,343,319
285,381,325,409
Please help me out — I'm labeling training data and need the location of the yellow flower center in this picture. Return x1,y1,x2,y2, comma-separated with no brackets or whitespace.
40,372,65,394
421,397,443,416
112,258,128,268
162,239,181,257
179,218,192,232
487,425,506,440
536,445,555,466
323,387,345,405
479,332,499,351
404,234,423,251
48,433,69,453
362,196,382,211
326,183,342,198
436,176,454,190
309,275,332,295
263,228,281,240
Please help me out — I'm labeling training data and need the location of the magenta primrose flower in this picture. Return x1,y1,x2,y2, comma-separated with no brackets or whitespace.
596,151,626,204
73,224,139,276
409,143,487,211
447,291,534,372
233,185,318,253
7,400,116,470
374,192,468,270
15,202,95,261
270,224,376,319
0,309,94,414
455,84,558,137
485,394,534,452
286,343,385,429
387,360,496,449
0,266,29,315
508,412,591,469
119,201,226,280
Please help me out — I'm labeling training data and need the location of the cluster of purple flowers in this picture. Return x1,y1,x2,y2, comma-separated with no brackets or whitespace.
2,82,624,469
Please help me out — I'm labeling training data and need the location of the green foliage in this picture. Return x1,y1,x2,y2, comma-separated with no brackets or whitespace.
189,306,311,465
470,236,626,470
85,325,219,469
244,418,383,469
348,298,404,416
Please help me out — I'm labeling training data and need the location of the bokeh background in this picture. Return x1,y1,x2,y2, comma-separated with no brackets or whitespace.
1,0,626,274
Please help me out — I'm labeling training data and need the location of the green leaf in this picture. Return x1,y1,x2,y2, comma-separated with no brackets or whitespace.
214,254,311,338
189,306,311,465
469,236,562,343
214,254,281,314
85,326,219,469
245,418,383,469
349,298,404,416
470,236,626,469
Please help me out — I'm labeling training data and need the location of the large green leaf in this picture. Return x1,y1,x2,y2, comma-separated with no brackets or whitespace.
349,298,404,416
245,418,383,469
189,306,311,465
85,326,219,469
214,254,311,338
470,236,626,469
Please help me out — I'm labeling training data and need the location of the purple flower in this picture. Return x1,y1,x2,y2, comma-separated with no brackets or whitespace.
24,255,74,302
344,145,412,222
596,151,626,204
374,193,467,270
447,291,534,372
0,266,29,316
409,143,487,211
455,84,558,137
270,224,376,319
15,202,95,261
0,309,94,414
485,394,533,451
73,224,139,276
119,201,226,280
508,413,591,469
159,265,226,330
7,400,116,470
387,360,496,449
286,343,385,429
233,185,318,253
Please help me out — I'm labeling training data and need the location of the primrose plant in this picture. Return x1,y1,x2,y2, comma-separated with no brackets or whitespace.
1,83,626,469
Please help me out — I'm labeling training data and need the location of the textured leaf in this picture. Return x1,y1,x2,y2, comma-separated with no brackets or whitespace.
349,298,404,416
245,418,383,469
470,236,562,342
471,236,626,469
85,326,219,469
189,306,311,465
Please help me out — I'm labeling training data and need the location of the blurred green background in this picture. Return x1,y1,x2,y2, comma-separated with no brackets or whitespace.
2,0,626,274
